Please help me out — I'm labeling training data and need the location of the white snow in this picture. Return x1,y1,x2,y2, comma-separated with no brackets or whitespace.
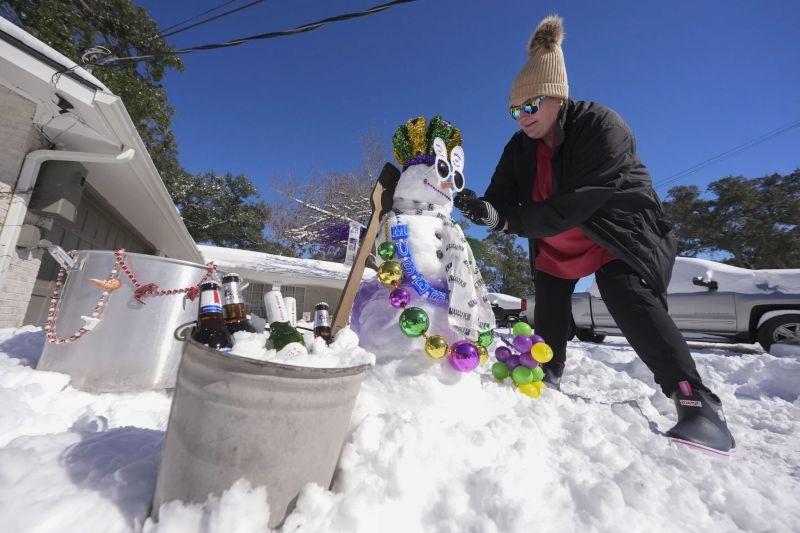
199,245,376,285
589,256,800,296
1,325,799,532
229,326,375,368
488,292,522,309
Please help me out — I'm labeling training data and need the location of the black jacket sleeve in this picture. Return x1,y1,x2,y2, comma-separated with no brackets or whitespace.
506,117,633,239
482,134,521,217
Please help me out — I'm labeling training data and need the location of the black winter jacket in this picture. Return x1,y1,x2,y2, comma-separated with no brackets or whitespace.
484,99,677,297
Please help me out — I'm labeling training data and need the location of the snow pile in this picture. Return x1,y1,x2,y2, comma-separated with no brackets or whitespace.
229,326,375,368
589,256,800,296
1,326,799,532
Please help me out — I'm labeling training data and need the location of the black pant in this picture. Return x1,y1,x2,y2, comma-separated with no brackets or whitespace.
533,260,707,396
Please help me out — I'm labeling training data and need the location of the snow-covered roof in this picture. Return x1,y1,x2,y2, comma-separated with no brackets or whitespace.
589,256,800,296
199,245,376,289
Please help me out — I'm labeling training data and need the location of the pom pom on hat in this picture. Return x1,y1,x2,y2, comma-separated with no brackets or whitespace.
528,14,564,52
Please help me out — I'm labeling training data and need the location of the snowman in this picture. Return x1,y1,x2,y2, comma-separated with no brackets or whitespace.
351,116,496,360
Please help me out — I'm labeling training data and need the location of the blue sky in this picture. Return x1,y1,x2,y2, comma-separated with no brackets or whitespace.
139,0,800,291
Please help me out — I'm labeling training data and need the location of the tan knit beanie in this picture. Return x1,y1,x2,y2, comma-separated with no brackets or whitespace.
509,15,568,105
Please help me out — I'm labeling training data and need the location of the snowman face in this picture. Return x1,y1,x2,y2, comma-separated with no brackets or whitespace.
393,137,465,211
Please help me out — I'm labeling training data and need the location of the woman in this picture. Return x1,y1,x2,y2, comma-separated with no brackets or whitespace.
455,15,734,455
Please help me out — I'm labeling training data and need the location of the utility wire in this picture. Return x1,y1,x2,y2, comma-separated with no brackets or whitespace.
162,0,270,38
97,0,417,64
654,118,800,190
160,0,242,34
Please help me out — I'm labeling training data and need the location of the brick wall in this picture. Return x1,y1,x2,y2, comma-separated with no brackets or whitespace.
0,84,45,328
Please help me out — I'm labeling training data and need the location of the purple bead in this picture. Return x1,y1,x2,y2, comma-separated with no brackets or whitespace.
448,340,480,372
519,351,538,369
530,334,545,345
505,354,520,370
495,346,512,362
389,287,411,308
512,334,534,353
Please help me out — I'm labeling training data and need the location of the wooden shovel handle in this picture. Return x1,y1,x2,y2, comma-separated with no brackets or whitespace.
333,163,400,335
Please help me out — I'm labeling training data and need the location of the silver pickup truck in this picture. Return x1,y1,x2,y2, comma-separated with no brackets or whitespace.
520,257,800,351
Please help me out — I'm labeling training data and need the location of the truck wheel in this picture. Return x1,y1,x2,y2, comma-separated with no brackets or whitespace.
757,313,800,351
575,328,606,343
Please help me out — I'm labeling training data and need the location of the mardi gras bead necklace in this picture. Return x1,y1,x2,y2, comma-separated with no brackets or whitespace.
376,214,494,371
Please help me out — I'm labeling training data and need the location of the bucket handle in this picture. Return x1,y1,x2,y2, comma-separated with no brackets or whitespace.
174,321,196,341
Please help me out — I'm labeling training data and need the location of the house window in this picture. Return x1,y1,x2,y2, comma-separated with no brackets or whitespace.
241,281,305,321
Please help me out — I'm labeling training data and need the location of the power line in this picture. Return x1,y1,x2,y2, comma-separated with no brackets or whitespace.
162,0,270,38
160,0,242,34
96,0,417,64
654,118,800,190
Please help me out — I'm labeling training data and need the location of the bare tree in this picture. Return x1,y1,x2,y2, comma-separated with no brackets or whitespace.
270,133,388,260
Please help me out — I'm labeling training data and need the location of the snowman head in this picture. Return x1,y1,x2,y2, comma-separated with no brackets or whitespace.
391,116,466,211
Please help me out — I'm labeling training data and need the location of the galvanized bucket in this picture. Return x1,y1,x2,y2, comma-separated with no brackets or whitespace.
36,250,211,392
151,332,371,528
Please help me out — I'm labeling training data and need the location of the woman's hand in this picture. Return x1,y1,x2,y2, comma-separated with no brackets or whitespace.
454,189,505,230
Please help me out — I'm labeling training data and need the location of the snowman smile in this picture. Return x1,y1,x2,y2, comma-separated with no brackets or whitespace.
422,178,452,202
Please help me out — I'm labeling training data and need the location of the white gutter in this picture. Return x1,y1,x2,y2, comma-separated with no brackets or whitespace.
0,146,135,290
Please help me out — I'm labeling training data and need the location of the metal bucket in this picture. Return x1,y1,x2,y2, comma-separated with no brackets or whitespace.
152,333,371,528
36,250,210,392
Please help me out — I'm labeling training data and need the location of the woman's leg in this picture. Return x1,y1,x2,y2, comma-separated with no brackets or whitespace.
533,270,578,366
594,260,707,396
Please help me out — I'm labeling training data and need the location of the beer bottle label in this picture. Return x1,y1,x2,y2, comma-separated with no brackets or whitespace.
223,282,243,305
284,297,297,326
199,288,223,314
265,290,289,323
314,309,331,328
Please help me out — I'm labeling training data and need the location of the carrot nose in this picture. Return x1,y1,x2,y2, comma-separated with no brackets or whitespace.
441,180,454,189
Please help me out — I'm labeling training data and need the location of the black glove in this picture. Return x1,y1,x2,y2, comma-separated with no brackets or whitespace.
454,189,505,230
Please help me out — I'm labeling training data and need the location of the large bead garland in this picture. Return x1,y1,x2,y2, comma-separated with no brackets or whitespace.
45,249,217,344
44,250,118,345
378,217,493,372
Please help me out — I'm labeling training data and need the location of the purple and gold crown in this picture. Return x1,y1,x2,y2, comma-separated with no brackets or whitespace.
392,115,462,170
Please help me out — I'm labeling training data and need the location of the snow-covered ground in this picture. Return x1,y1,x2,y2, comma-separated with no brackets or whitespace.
1,326,799,532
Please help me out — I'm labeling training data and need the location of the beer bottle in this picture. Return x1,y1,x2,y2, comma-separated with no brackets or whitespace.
264,289,305,351
221,273,256,334
193,281,233,351
314,302,332,343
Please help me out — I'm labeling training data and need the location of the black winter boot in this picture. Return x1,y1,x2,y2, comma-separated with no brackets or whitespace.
666,381,735,455
542,362,564,391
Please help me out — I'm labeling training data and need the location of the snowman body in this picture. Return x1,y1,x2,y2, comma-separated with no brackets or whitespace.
352,164,460,356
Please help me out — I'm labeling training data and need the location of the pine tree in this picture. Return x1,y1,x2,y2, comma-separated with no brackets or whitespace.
477,231,535,296
663,169,800,268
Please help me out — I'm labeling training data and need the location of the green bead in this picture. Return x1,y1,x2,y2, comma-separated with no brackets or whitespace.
531,366,544,382
477,330,494,347
512,322,533,337
378,242,396,261
491,361,510,381
399,307,429,337
512,366,534,385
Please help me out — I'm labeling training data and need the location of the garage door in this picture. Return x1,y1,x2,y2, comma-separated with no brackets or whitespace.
23,185,154,325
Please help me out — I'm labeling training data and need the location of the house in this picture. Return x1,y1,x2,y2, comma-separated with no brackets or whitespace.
0,18,200,327
199,245,376,320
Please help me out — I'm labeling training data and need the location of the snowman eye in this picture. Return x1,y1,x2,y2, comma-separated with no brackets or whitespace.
452,171,465,192
436,158,450,179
